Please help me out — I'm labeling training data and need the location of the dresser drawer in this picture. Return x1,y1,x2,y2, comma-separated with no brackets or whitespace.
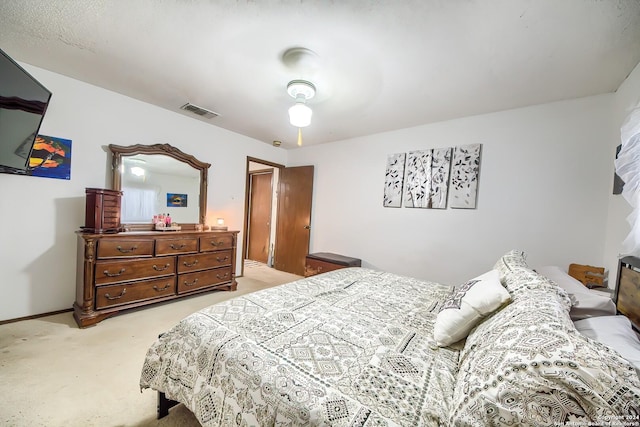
178,250,233,273
97,239,154,259
95,276,176,309
102,201,120,215
155,237,198,255
95,257,175,285
101,195,120,206
199,233,234,252
305,258,346,276
304,253,362,277
101,202,120,228
178,266,232,294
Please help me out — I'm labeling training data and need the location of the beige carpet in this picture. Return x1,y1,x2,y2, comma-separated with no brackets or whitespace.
0,263,301,427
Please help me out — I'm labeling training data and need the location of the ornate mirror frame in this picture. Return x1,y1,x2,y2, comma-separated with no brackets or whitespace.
109,143,210,231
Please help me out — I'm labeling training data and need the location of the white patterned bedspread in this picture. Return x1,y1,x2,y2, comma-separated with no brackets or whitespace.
140,267,458,426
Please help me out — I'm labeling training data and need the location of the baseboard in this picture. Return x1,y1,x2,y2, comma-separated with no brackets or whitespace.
0,308,73,325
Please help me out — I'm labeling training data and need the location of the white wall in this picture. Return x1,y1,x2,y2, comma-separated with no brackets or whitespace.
0,64,286,321
603,62,640,283
3,61,636,321
289,95,615,286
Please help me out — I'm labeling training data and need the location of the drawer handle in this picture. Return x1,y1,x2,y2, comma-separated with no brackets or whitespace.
116,245,137,253
153,283,172,292
103,268,126,277
216,256,229,262
183,259,199,267
153,263,171,271
209,240,224,247
170,243,186,250
104,288,126,300
216,272,229,280
184,278,199,287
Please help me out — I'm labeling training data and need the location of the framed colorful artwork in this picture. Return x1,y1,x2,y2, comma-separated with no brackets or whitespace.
29,134,72,180
167,193,188,207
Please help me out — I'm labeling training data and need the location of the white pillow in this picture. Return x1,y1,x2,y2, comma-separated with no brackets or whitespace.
536,265,616,320
433,270,511,347
573,315,640,372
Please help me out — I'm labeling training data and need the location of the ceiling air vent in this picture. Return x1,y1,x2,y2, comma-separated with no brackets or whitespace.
180,103,219,119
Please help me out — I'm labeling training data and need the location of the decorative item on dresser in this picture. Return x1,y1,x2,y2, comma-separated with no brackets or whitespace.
82,188,122,234
304,252,362,277
74,230,238,327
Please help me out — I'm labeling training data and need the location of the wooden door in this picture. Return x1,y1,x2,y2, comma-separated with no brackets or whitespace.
247,171,273,263
274,166,314,276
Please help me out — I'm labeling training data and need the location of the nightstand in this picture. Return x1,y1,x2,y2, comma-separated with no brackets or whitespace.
568,263,605,288
304,252,362,277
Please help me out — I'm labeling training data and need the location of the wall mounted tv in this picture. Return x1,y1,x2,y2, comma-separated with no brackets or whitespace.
0,47,52,175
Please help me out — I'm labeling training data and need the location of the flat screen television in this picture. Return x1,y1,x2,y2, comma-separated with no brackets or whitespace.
0,47,52,175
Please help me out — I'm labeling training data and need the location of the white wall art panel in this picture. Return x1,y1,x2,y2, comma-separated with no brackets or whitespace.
403,150,432,208
430,147,452,209
449,144,482,209
383,152,406,207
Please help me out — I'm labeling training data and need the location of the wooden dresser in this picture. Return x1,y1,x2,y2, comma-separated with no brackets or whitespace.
74,230,239,327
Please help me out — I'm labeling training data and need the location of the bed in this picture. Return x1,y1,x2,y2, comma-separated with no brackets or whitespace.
140,250,640,426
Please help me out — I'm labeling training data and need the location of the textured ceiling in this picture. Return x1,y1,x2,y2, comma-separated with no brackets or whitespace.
1,0,640,149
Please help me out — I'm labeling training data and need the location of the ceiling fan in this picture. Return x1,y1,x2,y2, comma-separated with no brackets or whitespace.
282,47,320,146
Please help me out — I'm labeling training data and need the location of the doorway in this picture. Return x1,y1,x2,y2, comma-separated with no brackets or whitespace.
247,170,274,264
242,157,314,277
242,158,281,277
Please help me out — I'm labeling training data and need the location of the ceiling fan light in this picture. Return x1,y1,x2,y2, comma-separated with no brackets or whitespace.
288,102,312,127
287,80,316,100
130,166,145,177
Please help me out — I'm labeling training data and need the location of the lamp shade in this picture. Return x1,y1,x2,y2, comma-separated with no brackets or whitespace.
288,102,312,128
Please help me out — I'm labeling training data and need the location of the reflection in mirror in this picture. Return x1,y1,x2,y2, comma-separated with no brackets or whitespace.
109,144,210,230
121,154,200,224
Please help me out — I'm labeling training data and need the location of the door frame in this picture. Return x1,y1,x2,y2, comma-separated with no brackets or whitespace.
241,156,284,277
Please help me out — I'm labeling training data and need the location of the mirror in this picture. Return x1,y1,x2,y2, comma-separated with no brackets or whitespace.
109,143,210,230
